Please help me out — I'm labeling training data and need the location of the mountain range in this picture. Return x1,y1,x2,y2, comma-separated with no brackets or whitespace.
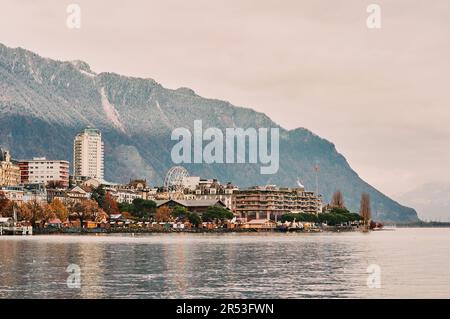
396,182,450,222
0,43,418,222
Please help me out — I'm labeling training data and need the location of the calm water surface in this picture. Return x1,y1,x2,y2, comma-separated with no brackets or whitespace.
1,228,449,298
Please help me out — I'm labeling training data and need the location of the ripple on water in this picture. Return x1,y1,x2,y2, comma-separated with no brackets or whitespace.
1,229,450,298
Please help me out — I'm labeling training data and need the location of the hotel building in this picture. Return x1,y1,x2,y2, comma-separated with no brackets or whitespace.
233,185,322,221
73,128,104,180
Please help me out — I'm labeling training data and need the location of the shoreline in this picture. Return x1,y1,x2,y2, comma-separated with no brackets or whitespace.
6,225,450,237
29,226,366,235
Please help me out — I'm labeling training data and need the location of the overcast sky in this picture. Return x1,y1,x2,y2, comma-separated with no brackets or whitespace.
1,0,449,199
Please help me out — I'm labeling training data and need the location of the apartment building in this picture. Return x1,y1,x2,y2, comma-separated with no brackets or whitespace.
233,185,322,221
73,127,104,180
19,157,70,187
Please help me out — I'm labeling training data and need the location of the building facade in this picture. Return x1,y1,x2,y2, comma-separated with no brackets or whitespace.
0,148,20,186
155,199,228,216
47,186,89,204
73,128,104,180
19,157,69,187
0,184,47,204
233,185,322,221
99,179,149,204
110,189,143,204
0,186,24,202
183,179,238,210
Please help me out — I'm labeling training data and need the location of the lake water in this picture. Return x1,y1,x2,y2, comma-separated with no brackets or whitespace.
1,228,449,298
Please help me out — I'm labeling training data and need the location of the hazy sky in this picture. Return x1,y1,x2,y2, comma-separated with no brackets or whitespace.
1,0,449,199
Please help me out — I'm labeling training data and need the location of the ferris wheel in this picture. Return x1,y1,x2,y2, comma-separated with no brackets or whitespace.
164,166,189,192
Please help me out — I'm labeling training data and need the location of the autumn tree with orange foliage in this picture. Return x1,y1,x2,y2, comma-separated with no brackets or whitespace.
0,195,44,223
102,192,119,215
155,206,172,222
0,191,11,216
45,199,69,221
24,199,47,227
121,211,132,219
70,199,102,228
17,204,32,221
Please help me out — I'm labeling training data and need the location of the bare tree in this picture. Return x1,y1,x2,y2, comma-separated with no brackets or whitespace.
26,199,46,227
70,200,100,228
360,193,371,227
331,190,345,208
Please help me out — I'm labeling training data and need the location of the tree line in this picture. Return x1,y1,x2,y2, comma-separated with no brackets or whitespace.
0,191,107,227
0,186,235,228
1,186,374,228
281,190,373,226
281,207,362,225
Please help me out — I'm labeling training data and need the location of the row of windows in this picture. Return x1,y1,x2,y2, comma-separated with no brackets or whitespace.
26,162,68,165
30,176,56,179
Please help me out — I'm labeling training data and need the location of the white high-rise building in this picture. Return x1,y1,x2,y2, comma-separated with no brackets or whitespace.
73,128,104,180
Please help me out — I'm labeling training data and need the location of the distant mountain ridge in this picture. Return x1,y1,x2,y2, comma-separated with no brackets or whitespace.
0,43,418,222
397,182,450,222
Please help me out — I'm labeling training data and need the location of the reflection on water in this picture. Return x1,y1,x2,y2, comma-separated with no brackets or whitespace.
1,229,450,298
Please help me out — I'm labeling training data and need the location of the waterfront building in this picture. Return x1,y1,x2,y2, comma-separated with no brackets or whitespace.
47,185,90,204
182,179,238,210
0,148,20,186
22,183,47,203
155,199,228,216
66,186,90,202
73,128,104,180
233,185,322,221
81,177,103,188
0,183,47,203
110,188,143,204
0,186,24,202
101,180,151,203
0,217,13,226
19,157,69,188
69,178,150,204
181,176,201,191
146,187,159,200
128,179,147,190
240,219,277,230
46,188,66,203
